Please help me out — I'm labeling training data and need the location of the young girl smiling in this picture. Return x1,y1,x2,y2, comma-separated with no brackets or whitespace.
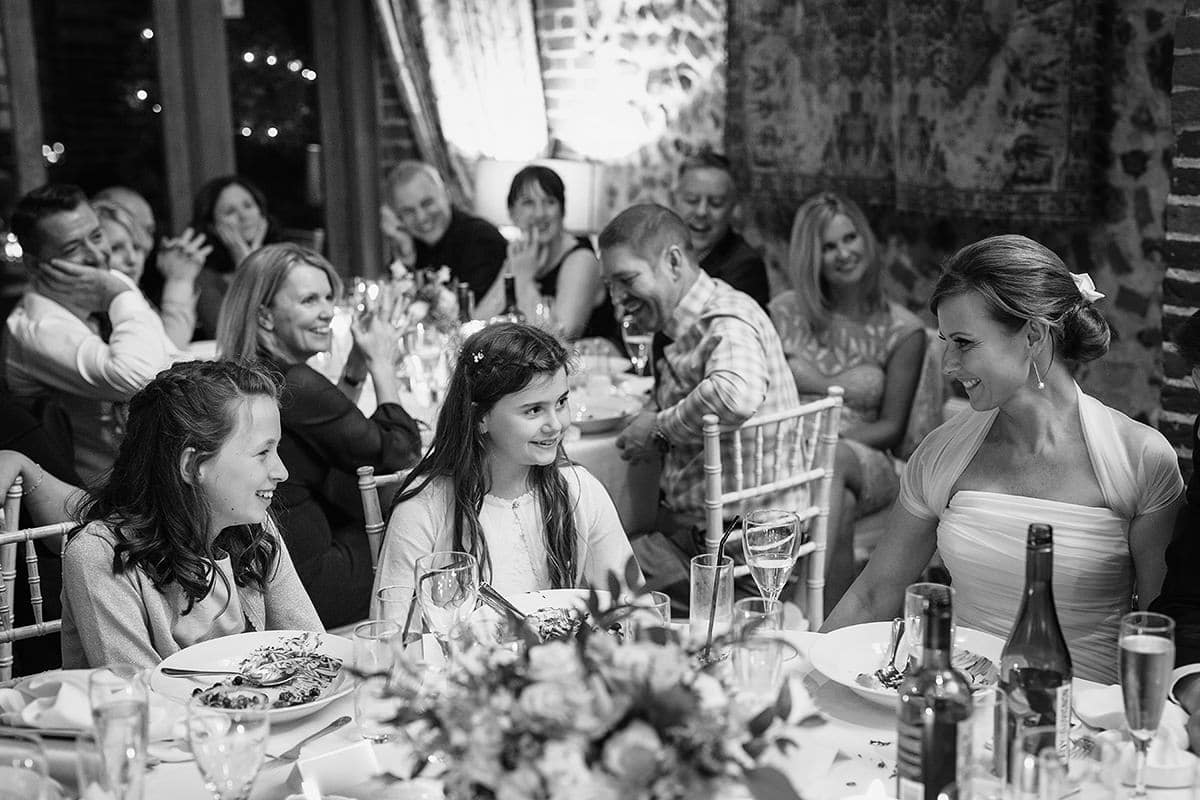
61,360,321,668
371,323,640,619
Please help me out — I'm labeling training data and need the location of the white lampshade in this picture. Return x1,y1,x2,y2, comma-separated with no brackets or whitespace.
472,158,605,237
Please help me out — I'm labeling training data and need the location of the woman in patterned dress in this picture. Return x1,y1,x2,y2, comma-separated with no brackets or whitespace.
770,192,926,609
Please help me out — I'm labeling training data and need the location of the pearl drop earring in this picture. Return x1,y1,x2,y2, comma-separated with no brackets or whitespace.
1031,359,1045,390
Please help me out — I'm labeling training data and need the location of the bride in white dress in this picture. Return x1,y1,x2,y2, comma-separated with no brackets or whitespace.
823,235,1182,683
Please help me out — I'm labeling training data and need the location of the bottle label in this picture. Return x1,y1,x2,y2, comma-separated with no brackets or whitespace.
897,714,970,799
999,676,1073,778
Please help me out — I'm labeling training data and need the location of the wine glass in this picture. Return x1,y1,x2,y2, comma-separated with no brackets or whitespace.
414,551,479,652
742,509,800,602
404,323,448,399
0,730,47,800
619,315,652,376
186,687,270,800
1119,610,1175,798
532,295,557,332
87,664,148,800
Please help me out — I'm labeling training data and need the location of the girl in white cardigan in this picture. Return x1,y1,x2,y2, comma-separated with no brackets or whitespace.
372,323,641,620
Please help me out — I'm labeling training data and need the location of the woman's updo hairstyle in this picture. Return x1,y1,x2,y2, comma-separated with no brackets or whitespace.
929,234,1110,363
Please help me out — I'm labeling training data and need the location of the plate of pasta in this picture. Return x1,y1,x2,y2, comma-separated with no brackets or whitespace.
149,630,354,724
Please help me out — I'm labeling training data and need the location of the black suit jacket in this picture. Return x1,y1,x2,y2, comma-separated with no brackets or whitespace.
700,230,770,310
1150,417,1200,666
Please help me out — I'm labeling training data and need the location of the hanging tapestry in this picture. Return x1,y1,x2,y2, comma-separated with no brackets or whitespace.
726,0,1102,225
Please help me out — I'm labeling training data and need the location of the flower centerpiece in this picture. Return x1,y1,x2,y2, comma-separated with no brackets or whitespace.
386,262,460,332
386,575,816,800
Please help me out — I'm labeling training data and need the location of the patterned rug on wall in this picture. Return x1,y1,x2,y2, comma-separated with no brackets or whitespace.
726,0,1104,234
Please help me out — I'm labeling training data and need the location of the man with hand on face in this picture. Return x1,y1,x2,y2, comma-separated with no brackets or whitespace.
380,160,507,302
674,151,770,309
598,204,800,593
3,184,184,483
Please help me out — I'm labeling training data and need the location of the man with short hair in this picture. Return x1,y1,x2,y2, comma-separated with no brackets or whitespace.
674,152,770,308
380,160,507,301
599,204,801,579
4,184,184,482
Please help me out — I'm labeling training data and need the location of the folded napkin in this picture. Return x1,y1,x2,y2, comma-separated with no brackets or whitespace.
0,669,181,740
1074,684,1197,787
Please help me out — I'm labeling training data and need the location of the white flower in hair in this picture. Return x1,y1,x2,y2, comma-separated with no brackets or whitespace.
1070,272,1105,305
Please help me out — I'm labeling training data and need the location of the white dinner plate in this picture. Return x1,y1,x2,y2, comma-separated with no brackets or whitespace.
570,395,640,435
809,621,1005,708
149,630,354,725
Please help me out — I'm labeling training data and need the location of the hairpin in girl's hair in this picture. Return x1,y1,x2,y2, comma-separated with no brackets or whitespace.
471,350,485,364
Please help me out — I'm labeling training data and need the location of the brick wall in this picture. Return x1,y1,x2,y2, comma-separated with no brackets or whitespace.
1164,1,1200,465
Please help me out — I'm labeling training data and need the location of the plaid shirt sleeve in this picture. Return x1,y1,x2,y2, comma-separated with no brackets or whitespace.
655,314,770,444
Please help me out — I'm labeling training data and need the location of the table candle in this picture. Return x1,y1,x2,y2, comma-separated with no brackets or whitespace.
840,779,899,800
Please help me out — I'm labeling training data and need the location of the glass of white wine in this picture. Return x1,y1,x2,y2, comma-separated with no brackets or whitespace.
742,509,800,602
1119,611,1175,798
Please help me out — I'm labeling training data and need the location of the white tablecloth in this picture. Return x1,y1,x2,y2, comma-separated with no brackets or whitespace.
44,632,1195,799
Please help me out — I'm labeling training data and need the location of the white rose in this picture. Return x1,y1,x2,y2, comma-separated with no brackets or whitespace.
526,641,584,683
601,720,663,788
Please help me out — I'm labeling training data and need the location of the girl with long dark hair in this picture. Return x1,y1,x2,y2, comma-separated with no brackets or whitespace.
61,360,320,668
370,323,639,619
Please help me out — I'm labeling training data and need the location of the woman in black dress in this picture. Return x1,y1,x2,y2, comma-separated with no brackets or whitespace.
216,243,421,626
473,165,619,346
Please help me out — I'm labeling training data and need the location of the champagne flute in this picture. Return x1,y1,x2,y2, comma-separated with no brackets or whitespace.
1119,611,1175,798
742,509,800,602
620,315,652,376
88,664,148,800
186,687,270,800
415,550,479,653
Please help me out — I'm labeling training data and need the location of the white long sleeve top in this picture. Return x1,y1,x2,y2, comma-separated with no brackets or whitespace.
5,273,187,482
371,465,641,621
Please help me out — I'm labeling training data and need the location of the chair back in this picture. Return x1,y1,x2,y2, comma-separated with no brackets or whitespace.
357,466,412,568
0,477,72,681
702,386,843,629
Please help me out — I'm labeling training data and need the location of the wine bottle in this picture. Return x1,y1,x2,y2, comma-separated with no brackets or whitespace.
491,274,525,324
896,585,973,800
995,523,1073,781
456,281,473,324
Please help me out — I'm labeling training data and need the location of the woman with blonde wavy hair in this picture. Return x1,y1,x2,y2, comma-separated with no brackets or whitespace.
769,192,926,610
217,243,422,627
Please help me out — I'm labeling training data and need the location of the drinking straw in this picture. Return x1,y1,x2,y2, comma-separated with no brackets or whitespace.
703,517,740,662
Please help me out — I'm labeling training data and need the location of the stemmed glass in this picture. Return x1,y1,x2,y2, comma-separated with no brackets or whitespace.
1119,611,1175,798
414,551,480,654
186,687,271,800
88,664,148,800
619,315,652,376
742,509,800,602
404,323,448,401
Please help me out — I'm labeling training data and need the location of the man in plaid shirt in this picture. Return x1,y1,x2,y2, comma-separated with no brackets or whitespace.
598,204,802,575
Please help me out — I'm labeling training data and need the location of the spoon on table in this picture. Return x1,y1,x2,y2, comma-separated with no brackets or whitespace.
160,663,297,687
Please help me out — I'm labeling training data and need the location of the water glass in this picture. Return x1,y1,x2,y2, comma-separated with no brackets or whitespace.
1007,724,1121,800
355,674,404,744
620,315,652,376
690,553,734,661
961,686,1006,800
1119,610,1176,798
376,583,416,625
186,688,270,800
733,597,784,638
731,637,787,708
88,665,148,800
904,582,955,669
742,510,800,601
626,590,672,639
0,730,47,800
415,551,479,646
